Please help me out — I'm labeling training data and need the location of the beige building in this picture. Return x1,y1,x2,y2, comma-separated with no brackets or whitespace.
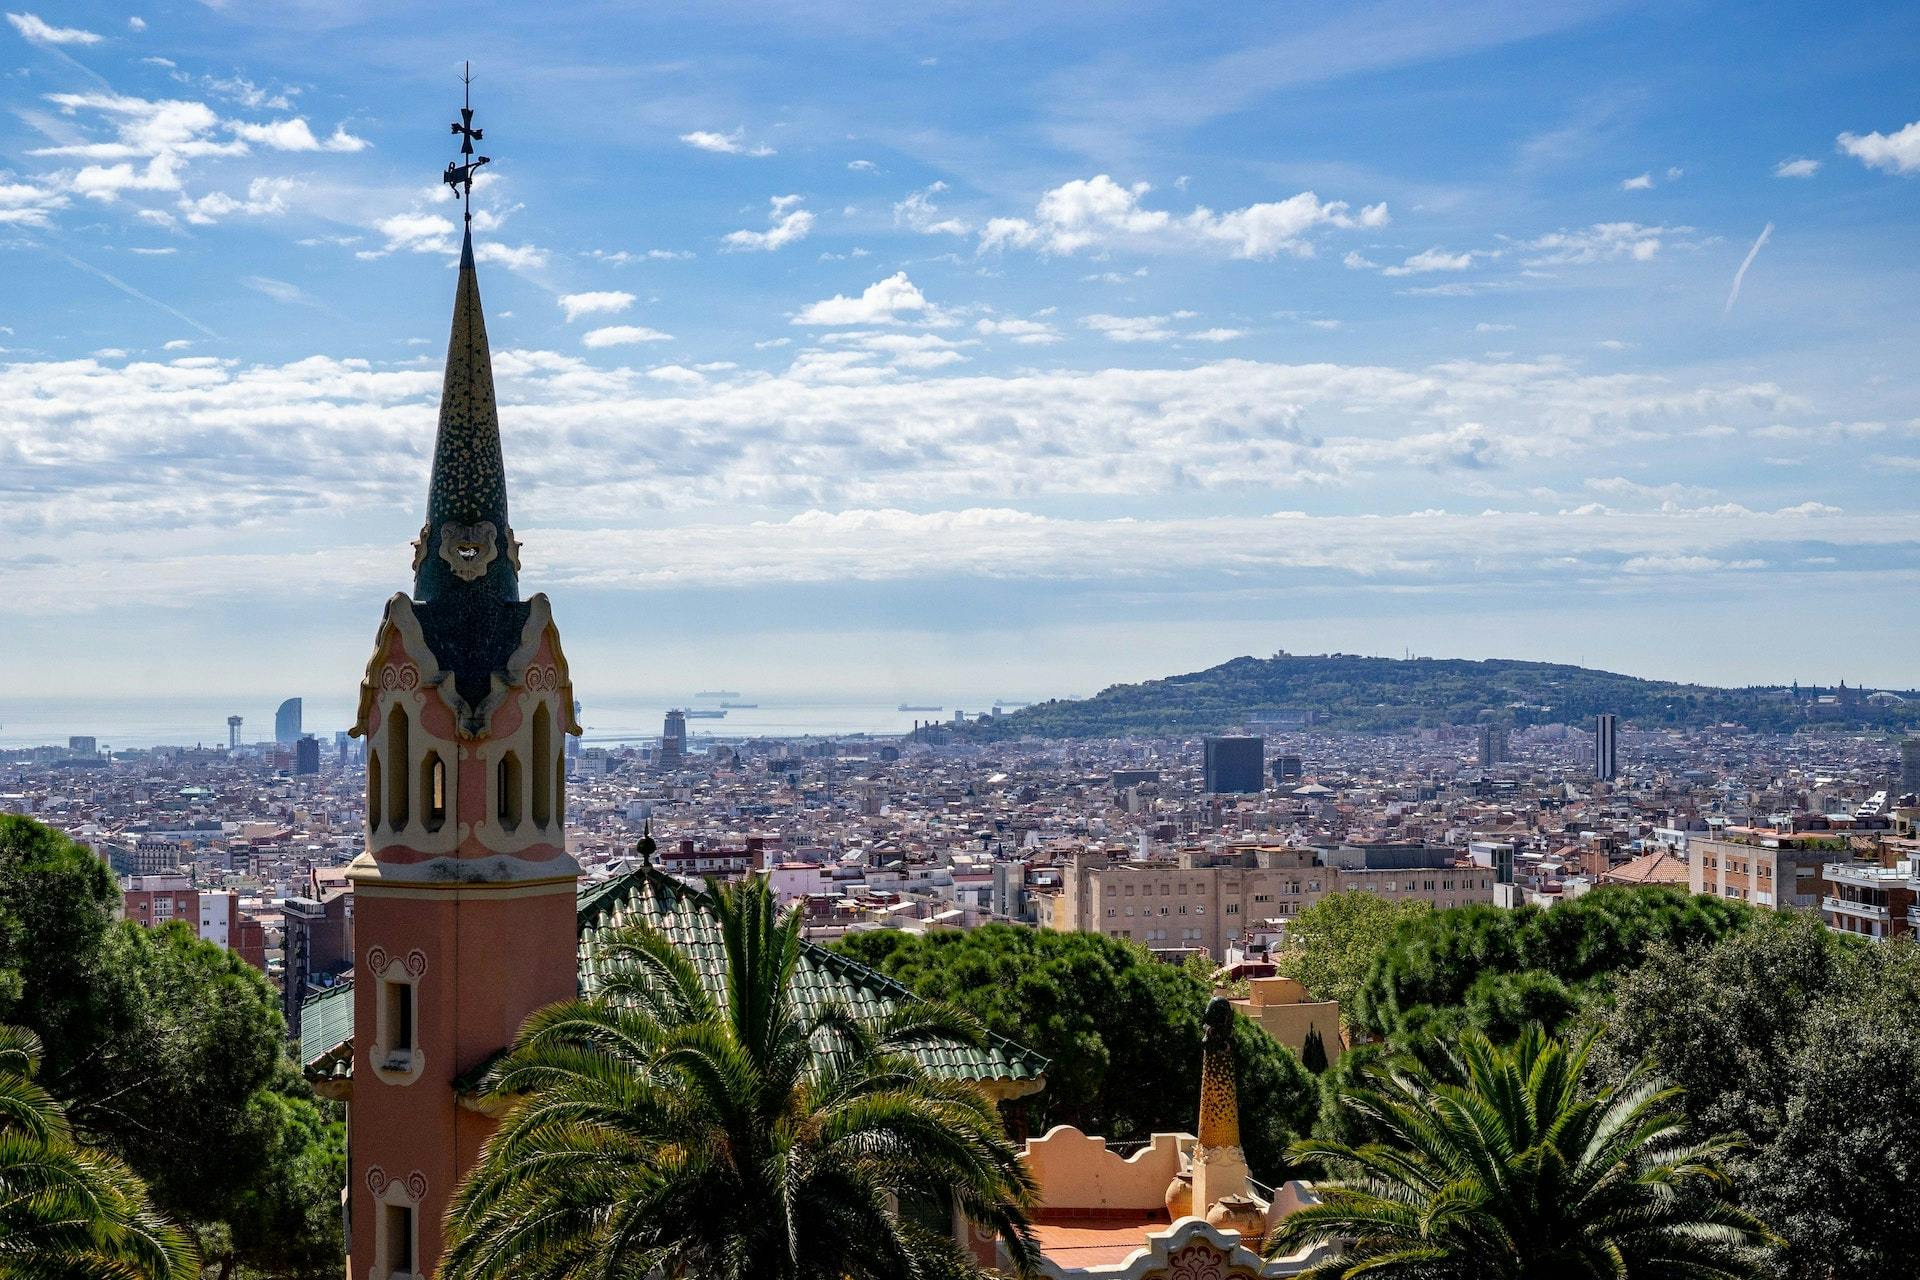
1230,977,1342,1067
1688,829,1853,910
1044,843,1495,957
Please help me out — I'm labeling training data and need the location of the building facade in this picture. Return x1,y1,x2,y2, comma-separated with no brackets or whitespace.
1595,713,1618,781
1687,830,1853,910
1203,736,1263,794
275,697,303,746
1045,844,1495,957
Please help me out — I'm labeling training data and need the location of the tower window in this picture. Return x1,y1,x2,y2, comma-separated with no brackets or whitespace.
368,750,383,830
554,755,566,827
384,979,414,1056
387,706,411,831
531,704,552,827
497,752,522,829
384,1202,415,1277
421,752,447,832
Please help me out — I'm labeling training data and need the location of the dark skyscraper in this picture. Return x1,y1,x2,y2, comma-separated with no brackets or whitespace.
661,708,687,768
295,735,321,775
274,697,303,746
1204,735,1264,793
1272,754,1303,784
1900,738,1920,798
1595,713,1619,781
228,715,243,750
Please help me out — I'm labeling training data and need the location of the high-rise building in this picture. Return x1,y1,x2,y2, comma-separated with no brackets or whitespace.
67,736,97,756
1203,736,1264,794
295,735,321,775
1901,738,1920,798
227,716,243,750
568,698,583,759
1476,724,1508,767
274,697,303,746
661,708,687,768
1595,713,1619,781
340,205,581,1280
1272,755,1304,784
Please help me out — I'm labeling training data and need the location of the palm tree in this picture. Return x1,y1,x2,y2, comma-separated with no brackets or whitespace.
444,877,1040,1280
0,1024,198,1280
1268,1025,1777,1279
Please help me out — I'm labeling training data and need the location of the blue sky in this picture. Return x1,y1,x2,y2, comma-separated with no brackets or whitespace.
3,0,1919,714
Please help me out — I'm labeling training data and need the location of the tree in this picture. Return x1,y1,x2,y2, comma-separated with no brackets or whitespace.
1350,886,1751,1046
0,1023,198,1280
444,878,1039,1280
0,816,344,1277
1270,1026,1777,1279
1597,913,1920,1280
1276,891,1429,1011
1299,1026,1328,1074
834,926,1318,1181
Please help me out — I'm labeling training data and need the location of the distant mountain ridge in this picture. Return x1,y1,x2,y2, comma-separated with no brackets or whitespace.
964,653,1919,738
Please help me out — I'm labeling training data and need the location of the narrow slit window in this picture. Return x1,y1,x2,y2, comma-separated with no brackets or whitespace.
497,753,522,829
368,750,383,830
386,1202,414,1276
531,704,552,827
421,752,446,832
387,706,410,831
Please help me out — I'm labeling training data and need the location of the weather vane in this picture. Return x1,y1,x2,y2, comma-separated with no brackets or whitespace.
443,61,489,224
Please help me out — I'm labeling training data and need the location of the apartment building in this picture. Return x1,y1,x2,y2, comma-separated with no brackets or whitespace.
1687,829,1854,910
1044,843,1495,957
124,874,268,972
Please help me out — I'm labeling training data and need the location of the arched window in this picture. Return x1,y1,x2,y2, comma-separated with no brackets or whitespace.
421,751,447,832
387,705,411,831
554,755,567,828
368,749,383,830
497,752,522,830
531,704,552,827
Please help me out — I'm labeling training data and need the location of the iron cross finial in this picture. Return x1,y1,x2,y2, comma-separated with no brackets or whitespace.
443,61,490,224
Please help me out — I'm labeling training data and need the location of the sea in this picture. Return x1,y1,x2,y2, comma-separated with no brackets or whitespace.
0,694,1033,750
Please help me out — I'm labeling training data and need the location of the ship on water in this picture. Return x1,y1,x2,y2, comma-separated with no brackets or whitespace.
696,690,741,699
720,701,759,708
898,703,944,712
684,709,728,719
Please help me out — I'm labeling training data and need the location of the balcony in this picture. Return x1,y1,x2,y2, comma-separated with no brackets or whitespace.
1823,895,1890,921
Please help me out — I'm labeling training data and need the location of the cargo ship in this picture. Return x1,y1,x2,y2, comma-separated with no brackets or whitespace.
684,709,728,719
696,690,741,699
898,704,944,712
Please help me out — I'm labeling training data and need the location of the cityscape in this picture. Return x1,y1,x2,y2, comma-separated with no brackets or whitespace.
3,3,1918,1280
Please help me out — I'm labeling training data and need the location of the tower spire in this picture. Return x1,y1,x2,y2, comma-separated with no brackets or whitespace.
416,69,516,605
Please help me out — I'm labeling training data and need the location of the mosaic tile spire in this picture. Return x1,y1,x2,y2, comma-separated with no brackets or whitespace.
414,226,518,603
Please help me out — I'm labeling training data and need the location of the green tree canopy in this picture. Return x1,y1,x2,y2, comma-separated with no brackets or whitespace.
1272,1025,1777,1279
833,925,1317,1181
1350,886,1752,1046
1596,912,1920,1280
0,1023,198,1280
1275,891,1430,1011
446,878,1038,1280
0,815,344,1278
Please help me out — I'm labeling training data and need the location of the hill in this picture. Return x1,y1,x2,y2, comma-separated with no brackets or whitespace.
964,653,1918,738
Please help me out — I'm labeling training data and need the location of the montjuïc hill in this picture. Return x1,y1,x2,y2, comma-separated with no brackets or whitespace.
964,652,1920,739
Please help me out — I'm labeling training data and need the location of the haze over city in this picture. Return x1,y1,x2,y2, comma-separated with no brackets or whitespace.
4,1,1919,708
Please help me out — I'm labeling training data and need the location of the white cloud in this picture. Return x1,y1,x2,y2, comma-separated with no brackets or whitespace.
558,291,636,322
1379,247,1494,277
0,178,69,227
1837,120,1920,175
1621,172,1654,190
894,182,968,236
975,317,1062,345
127,15,144,30
242,275,308,304
1773,157,1820,179
847,159,877,172
367,212,456,256
1475,322,1516,333
230,118,368,152
177,175,295,224
1082,313,1176,343
7,11,101,44
722,195,814,251
978,174,1387,259
1189,328,1244,342
793,271,931,325
679,128,774,157
582,325,674,347
1524,222,1687,265
162,339,193,350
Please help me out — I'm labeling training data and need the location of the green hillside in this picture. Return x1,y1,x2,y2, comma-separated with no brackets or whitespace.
966,653,1917,738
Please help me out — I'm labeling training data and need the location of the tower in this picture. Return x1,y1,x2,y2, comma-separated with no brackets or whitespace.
227,715,242,750
275,697,303,745
1595,713,1618,781
661,708,687,768
344,82,577,1280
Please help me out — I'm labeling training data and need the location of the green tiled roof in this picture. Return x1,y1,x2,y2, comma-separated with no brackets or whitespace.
301,870,1048,1092
300,982,355,1079
577,869,1049,1087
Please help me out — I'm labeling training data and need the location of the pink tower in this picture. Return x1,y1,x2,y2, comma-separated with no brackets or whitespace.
344,210,580,1278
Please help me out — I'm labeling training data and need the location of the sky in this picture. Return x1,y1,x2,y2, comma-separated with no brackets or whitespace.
2,0,1919,722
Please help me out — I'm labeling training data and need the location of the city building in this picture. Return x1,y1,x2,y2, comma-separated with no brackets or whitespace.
296,735,321,775
1476,723,1508,767
282,872,354,1038
122,874,267,971
1047,844,1494,958
1822,860,1917,942
275,697,303,746
228,716,243,750
1902,738,1920,798
1272,754,1303,784
661,708,688,768
1203,736,1263,794
1688,829,1854,910
68,736,97,755
1595,713,1619,781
